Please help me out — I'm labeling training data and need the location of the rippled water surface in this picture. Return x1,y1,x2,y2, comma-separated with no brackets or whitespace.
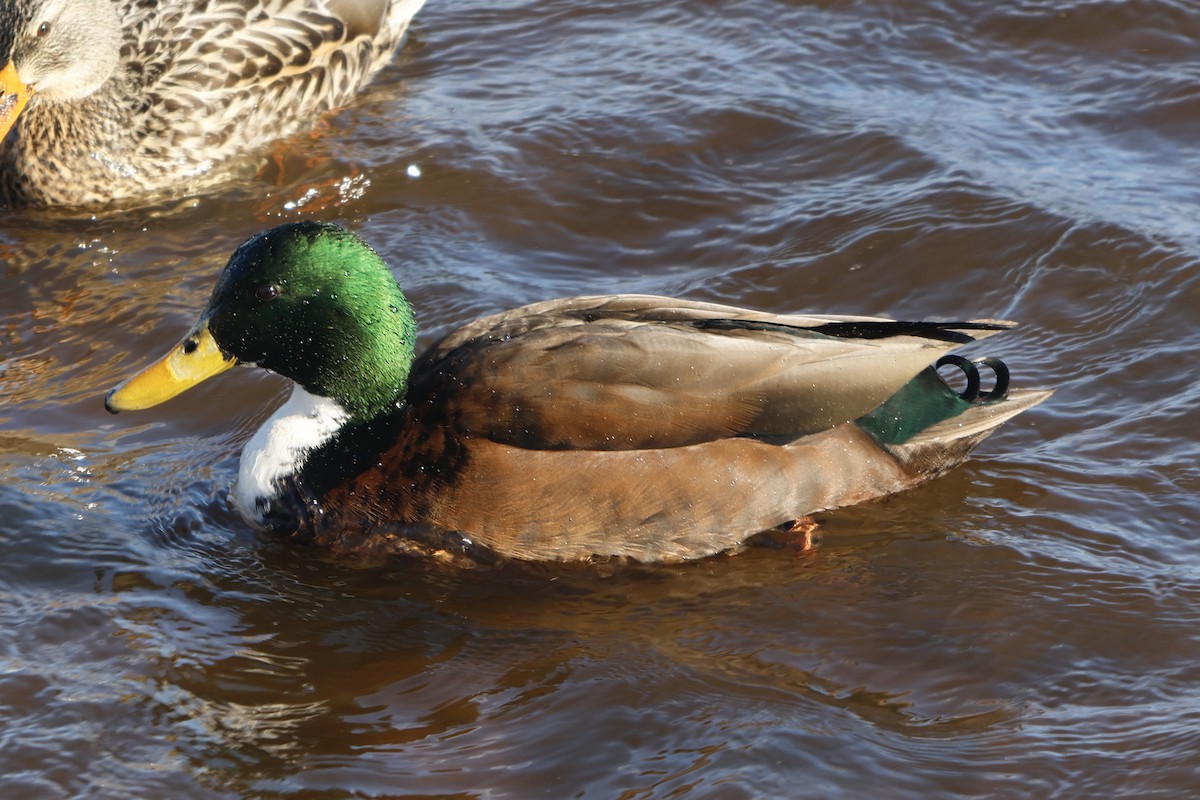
2,1,1199,797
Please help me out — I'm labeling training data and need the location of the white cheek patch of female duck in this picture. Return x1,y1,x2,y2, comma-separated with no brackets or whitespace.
234,384,351,526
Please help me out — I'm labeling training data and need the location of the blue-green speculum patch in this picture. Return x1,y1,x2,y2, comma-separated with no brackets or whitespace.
857,355,1011,446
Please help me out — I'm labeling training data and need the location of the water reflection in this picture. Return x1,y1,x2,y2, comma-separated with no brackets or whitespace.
1,0,1199,797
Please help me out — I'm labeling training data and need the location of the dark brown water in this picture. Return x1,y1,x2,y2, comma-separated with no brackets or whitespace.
2,1,1199,797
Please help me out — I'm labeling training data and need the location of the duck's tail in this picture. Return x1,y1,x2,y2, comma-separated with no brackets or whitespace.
855,362,1052,480
385,0,428,40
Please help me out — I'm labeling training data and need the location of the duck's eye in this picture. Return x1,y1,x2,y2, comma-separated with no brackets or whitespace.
37,22,50,37
255,283,281,302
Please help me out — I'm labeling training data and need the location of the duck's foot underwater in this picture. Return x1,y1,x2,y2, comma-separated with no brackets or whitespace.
746,517,823,555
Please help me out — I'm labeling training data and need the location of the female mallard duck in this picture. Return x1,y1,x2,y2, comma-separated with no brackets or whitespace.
105,222,1051,563
0,0,425,208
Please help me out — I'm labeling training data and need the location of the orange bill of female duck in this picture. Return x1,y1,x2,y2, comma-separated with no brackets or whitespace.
0,60,32,141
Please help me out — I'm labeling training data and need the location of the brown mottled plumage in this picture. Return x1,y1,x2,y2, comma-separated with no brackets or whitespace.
306,297,1050,561
105,223,1053,564
0,0,425,207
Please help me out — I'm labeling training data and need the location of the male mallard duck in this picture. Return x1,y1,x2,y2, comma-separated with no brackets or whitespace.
105,222,1051,563
0,0,425,207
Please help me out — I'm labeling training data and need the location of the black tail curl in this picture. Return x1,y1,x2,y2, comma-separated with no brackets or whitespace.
935,355,1010,402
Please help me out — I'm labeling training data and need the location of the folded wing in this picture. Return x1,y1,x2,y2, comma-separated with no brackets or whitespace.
407,295,1014,450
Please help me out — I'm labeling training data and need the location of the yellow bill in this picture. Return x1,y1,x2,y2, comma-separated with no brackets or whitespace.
105,321,236,413
0,61,33,142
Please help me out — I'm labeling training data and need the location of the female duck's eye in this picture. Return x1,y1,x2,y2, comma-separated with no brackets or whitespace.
255,283,280,302
37,22,50,37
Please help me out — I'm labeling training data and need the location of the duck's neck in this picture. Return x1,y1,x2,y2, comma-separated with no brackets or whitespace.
234,384,353,527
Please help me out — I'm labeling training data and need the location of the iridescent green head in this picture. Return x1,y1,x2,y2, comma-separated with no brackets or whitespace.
106,222,418,422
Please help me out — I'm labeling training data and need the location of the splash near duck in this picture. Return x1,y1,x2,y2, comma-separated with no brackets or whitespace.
106,222,1052,563
0,0,425,207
